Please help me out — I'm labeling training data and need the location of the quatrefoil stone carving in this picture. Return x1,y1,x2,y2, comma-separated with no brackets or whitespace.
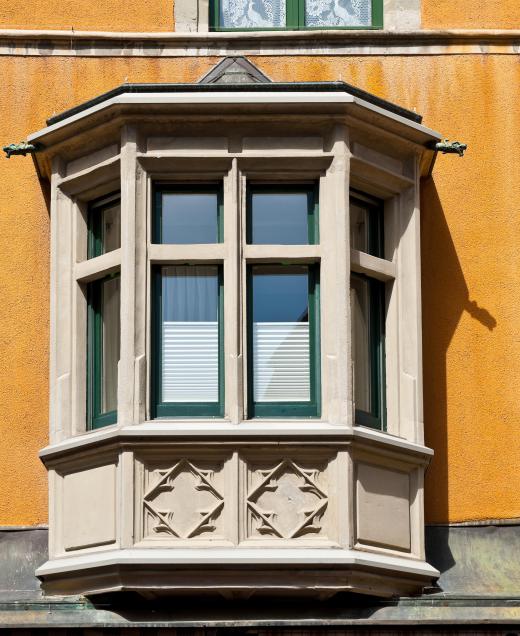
144,459,224,539
247,459,328,539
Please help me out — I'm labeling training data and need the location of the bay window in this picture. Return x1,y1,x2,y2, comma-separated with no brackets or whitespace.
31,81,440,598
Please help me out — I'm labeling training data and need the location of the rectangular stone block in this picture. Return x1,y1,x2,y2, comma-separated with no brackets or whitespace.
62,463,117,551
356,462,411,551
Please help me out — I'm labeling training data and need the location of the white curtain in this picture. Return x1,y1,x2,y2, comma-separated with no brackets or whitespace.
305,0,371,27
220,0,286,28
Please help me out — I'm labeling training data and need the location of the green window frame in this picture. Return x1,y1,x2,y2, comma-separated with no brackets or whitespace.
247,264,320,418
350,191,386,430
87,192,121,259
246,183,319,245
87,274,120,430
153,184,223,245
151,266,225,419
210,0,383,31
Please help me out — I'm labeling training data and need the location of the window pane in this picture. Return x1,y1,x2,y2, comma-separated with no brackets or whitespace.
252,266,310,403
350,196,384,257
305,0,372,27
249,188,314,244
101,202,121,254
350,202,370,252
160,192,219,244
101,276,120,413
220,0,286,28
351,276,371,413
161,266,219,403
88,198,121,258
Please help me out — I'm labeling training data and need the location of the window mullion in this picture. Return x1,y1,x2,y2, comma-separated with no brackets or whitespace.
286,0,300,28
224,159,242,423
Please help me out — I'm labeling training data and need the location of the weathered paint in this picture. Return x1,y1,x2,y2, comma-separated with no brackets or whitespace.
2,0,519,32
422,0,520,30
0,0,174,31
0,53,519,525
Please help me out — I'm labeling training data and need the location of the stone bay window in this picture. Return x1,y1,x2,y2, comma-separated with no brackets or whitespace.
30,61,441,598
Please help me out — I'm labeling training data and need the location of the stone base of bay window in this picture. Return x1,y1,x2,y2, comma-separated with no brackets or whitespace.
37,549,437,598
37,426,438,599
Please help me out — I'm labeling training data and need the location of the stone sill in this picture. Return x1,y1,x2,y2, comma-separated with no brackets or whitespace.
39,422,433,463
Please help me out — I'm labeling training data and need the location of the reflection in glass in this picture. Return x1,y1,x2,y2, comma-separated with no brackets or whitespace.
161,266,219,403
160,192,219,244
88,198,121,258
101,202,121,254
351,275,371,413
249,189,313,245
101,276,120,413
350,202,370,253
252,266,310,402
220,0,286,28
305,0,371,27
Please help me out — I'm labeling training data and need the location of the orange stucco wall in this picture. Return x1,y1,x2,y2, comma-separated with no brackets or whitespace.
422,0,520,30
0,53,519,526
1,0,519,31
0,0,173,31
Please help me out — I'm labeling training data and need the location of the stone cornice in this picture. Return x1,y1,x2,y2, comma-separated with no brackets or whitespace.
0,28,518,56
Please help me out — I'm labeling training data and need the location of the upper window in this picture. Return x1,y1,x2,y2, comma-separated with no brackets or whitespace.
211,0,382,30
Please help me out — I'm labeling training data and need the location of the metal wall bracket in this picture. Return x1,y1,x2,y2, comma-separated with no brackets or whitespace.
3,141,42,159
434,139,467,157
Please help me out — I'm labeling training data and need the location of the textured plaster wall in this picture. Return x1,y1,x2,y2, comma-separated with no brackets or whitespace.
422,0,520,29
0,54,519,525
1,0,519,31
0,0,173,31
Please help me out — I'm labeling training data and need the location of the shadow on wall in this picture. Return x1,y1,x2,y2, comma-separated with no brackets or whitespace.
420,177,496,579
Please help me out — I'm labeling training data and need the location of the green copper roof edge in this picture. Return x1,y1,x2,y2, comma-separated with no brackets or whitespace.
46,81,423,127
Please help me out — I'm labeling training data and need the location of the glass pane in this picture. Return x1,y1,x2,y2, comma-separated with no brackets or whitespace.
220,0,286,28
101,276,120,413
350,202,370,252
351,276,371,413
161,192,219,244
161,266,219,403
252,266,310,402
250,190,311,244
305,0,372,27
102,202,121,253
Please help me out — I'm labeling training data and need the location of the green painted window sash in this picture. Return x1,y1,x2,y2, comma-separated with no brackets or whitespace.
151,266,225,418
246,183,319,246
247,265,321,419
87,192,120,259
350,191,385,430
152,183,224,245
352,273,386,431
210,0,383,31
87,275,119,430
350,190,384,258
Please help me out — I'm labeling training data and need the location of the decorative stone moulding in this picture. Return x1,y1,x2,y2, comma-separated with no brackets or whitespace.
30,77,442,599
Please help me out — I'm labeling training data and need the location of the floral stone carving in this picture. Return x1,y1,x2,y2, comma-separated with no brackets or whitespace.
143,459,224,539
247,459,328,539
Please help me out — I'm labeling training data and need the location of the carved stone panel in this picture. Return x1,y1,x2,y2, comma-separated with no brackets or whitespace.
140,457,227,542
242,454,335,543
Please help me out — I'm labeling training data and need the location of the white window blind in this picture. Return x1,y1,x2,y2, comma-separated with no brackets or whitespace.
253,322,310,402
162,322,219,403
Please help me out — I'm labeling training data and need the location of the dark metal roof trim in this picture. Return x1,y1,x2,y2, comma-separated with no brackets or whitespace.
46,81,422,126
